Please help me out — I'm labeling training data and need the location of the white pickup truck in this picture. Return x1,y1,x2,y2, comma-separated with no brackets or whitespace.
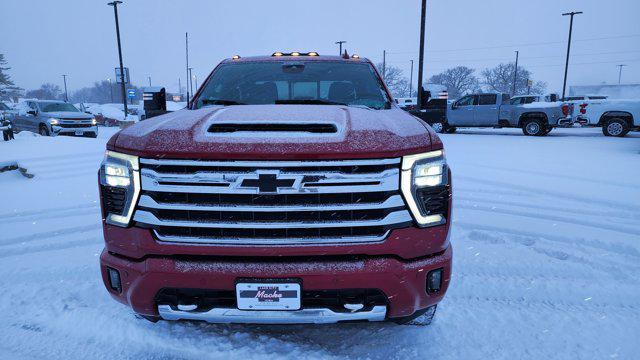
578,99,640,137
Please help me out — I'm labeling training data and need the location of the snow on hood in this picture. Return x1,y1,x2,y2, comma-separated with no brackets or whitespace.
111,105,436,160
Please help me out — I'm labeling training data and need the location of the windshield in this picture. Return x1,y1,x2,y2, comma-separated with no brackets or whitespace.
194,61,390,110
0,103,9,111
38,102,79,113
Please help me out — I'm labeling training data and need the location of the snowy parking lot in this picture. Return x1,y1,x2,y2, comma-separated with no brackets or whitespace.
0,127,639,359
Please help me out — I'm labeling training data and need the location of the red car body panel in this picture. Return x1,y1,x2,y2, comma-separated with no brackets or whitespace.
99,55,452,322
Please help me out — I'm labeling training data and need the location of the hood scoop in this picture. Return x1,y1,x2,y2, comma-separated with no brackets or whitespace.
208,122,338,134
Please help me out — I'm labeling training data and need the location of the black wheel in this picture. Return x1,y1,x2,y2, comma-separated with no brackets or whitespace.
444,126,457,134
602,118,629,137
38,124,50,136
393,305,437,326
430,122,445,133
135,314,160,323
543,127,553,135
522,119,546,136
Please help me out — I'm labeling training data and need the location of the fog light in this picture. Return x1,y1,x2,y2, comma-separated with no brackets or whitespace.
107,267,122,293
427,268,443,294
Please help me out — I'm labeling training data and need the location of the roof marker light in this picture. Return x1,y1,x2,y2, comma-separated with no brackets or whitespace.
291,52,300,56
272,52,284,57
308,52,319,56
351,54,360,59
232,55,241,60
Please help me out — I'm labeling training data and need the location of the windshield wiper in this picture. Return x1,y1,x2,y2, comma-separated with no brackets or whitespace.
201,99,246,106
275,99,348,106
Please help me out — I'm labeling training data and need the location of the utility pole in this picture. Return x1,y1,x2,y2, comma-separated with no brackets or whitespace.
335,41,346,55
561,11,582,100
617,64,627,84
62,74,68,102
108,0,128,119
185,32,190,106
188,67,194,98
148,76,152,87
512,50,519,96
382,50,386,79
409,60,414,98
108,78,114,102
416,0,427,110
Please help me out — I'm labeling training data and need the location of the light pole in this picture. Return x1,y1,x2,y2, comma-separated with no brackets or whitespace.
409,60,414,98
512,50,519,96
62,74,68,102
382,50,386,79
617,64,627,84
185,32,190,105
107,78,114,102
561,11,582,100
335,41,346,56
108,0,128,119
416,0,427,110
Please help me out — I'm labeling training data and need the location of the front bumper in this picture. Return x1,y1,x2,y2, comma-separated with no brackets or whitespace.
100,245,452,323
52,124,98,136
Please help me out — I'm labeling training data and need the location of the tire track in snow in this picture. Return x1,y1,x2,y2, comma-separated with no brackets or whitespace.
0,224,102,246
454,222,640,259
0,203,99,221
0,237,101,258
457,203,640,236
457,175,640,212
0,208,100,224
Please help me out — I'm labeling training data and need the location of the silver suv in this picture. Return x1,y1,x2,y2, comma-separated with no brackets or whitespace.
13,100,98,138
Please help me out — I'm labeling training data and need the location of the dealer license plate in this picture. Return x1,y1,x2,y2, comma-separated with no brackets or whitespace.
236,282,301,311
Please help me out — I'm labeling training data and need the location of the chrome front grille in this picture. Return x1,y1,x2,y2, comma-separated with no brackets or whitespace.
133,158,412,245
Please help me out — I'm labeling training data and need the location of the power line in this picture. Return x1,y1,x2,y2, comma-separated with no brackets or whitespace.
386,34,640,55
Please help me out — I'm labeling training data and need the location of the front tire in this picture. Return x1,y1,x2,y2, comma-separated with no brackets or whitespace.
602,118,629,137
431,121,445,133
522,119,546,136
444,126,457,134
39,124,50,136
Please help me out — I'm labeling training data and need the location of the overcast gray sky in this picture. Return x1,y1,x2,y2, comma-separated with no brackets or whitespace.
2,0,639,95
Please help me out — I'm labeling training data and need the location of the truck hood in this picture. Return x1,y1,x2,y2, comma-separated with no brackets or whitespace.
111,105,438,160
44,111,93,120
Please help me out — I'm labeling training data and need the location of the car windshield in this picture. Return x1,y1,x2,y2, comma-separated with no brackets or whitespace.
194,60,390,110
0,103,9,110
39,102,79,113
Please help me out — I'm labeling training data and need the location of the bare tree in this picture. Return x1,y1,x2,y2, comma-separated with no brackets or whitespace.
25,83,63,100
428,66,479,99
481,63,546,95
376,63,410,98
0,54,22,100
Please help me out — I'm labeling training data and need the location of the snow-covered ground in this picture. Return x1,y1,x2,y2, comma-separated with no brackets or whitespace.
0,127,639,359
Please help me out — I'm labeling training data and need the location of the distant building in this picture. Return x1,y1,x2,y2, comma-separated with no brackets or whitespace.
568,84,640,99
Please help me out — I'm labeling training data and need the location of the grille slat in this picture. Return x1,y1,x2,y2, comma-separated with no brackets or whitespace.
134,158,411,245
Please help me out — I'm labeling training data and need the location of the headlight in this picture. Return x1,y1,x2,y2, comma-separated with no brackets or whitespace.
99,151,140,227
401,149,451,227
91,118,98,125
49,118,60,125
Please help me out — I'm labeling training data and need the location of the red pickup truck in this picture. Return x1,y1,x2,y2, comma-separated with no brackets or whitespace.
99,53,452,325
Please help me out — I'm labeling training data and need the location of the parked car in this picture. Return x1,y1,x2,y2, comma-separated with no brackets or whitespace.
98,52,452,325
410,98,449,133
0,102,14,141
13,100,98,137
509,94,559,105
564,95,609,125
578,99,640,137
444,93,573,136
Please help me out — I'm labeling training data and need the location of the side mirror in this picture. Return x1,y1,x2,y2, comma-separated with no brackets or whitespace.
27,110,38,116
